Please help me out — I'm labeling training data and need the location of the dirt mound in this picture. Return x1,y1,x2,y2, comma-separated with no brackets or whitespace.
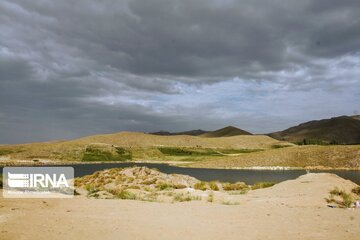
247,173,359,207
74,167,250,203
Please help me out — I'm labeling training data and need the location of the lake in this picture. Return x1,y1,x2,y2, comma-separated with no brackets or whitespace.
2,162,358,184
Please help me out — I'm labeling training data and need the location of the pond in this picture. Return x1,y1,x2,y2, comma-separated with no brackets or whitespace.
3,162,358,185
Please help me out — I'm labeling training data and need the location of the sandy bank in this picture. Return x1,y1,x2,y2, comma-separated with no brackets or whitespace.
0,173,359,240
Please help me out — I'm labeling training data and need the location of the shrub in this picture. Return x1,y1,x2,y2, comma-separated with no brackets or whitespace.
223,182,248,191
252,182,275,190
116,190,137,200
209,181,219,191
194,182,207,191
207,193,214,202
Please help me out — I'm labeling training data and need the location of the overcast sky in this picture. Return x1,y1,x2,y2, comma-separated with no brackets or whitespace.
1,0,360,143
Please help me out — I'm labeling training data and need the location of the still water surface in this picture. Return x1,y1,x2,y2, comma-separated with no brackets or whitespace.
15,162,358,185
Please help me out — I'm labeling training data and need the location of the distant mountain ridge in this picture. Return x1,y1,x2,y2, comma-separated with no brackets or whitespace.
150,126,252,138
200,126,252,137
268,115,360,144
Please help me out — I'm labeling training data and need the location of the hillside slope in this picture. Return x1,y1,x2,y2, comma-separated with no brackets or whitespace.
0,132,285,163
268,116,360,144
200,126,252,137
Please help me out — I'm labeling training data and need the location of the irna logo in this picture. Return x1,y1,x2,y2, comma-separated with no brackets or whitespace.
7,172,69,188
3,167,74,198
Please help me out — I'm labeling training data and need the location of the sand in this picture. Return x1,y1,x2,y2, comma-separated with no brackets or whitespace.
0,173,359,240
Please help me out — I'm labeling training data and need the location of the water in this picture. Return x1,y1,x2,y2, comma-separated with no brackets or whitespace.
2,163,359,184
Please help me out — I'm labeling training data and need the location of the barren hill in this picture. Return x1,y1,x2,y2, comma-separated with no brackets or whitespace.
268,116,360,144
0,132,285,163
200,126,252,137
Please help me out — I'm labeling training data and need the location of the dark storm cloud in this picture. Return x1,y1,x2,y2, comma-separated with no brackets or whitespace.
0,0,360,143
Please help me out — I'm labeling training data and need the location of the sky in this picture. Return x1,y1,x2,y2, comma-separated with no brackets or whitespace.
0,0,360,144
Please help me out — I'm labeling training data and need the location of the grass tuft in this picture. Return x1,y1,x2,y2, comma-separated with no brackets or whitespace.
252,182,275,190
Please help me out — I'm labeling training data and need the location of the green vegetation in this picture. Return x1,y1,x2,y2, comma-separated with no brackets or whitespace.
158,147,218,156
194,181,208,191
82,146,132,161
298,138,339,145
158,147,263,157
326,187,354,208
223,182,248,191
209,181,219,191
156,182,173,190
252,182,275,190
115,190,137,200
271,144,291,149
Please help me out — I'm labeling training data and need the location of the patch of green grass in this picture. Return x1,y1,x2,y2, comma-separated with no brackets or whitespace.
82,147,132,161
251,182,275,190
85,184,99,194
116,190,137,200
158,147,218,156
271,144,291,149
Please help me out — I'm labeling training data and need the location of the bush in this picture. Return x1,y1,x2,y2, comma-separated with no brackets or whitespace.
194,182,207,191
223,182,248,191
252,182,275,190
209,181,219,191
116,190,137,200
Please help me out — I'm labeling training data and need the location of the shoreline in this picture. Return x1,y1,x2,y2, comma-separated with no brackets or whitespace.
1,159,360,171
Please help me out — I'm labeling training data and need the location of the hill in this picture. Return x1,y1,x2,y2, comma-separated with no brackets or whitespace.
150,129,208,136
0,132,285,163
200,126,252,138
268,116,360,144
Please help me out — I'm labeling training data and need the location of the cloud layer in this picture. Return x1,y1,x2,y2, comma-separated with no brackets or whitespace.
0,0,359,143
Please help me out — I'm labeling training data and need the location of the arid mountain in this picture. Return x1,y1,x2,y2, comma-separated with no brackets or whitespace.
150,129,208,136
268,116,360,144
200,126,252,137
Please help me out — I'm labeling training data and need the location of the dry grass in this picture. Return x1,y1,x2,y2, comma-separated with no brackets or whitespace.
190,145,360,169
326,187,354,208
